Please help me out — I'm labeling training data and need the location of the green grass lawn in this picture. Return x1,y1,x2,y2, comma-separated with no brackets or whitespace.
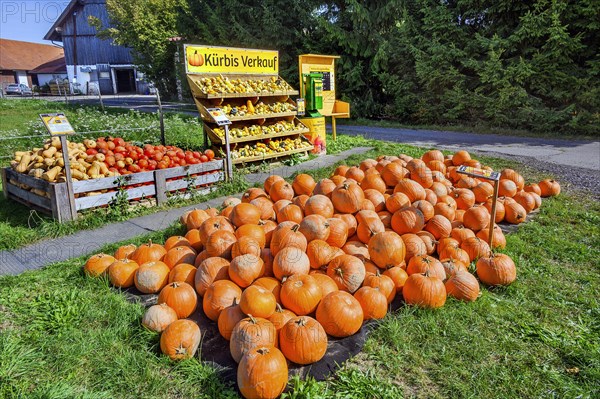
0,137,598,398
0,104,364,251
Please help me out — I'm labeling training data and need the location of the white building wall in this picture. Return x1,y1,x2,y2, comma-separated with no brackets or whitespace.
15,71,28,85
67,64,95,94
37,73,68,86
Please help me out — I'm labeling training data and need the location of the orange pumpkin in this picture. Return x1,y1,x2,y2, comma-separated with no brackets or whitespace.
315,291,364,337
403,272,446,308
445,271,480,301
157,281,198,318
202,280,242,321
108,258,139,288
228,254,264,287
237,347,288,399
84,253,116,277
279,316,327,364
230,315,276,363
218,298,245,341
327,254,366,293
142,303,178,333
292,173,316,196
280,274,323,316
239,285,277,318
134,261,170,294
160,319,201,360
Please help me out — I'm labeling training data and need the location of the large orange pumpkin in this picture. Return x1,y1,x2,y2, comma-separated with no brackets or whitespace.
157,281,198,318
327,254,366,293
163,246,197,269
108,258,139,288
538,179,560,197
279,316,327,364
445,271,480,301
130,240,166,265
230,315,276,363
205,230,237,259
368,231,406,269
237,347,288,399
315,291,364,337
239,285,277,319
403,272,446,308
292,174,316,196
270,222,307,256
218,298,245,341
354,286,388,320
194,257,229,296
331,182,365,214
134,261,170,294
280,274,323,315
228,254,264,287
476,253,517,286
202,280,242,321
273,247,310,280
230,203,261,227
160,319,201,360
142,303,178,333
84,253,116,277
168,263,197,286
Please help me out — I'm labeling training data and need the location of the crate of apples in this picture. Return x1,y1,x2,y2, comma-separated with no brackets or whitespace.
93,137,216,175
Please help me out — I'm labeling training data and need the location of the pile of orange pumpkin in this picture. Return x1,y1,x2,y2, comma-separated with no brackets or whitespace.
84,149,560,399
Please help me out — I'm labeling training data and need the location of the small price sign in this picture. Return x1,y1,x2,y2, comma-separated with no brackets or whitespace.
457,165,500,181
296,98,306,116
39,113,75,136
206,108,232,126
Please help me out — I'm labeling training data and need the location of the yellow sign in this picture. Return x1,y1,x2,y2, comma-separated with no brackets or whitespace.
39,113,75,136
457,165,501,181
185,45,278,75
299,117,326,155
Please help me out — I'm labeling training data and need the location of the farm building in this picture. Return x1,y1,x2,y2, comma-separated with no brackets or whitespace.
44,0,150,95
0,39,67,91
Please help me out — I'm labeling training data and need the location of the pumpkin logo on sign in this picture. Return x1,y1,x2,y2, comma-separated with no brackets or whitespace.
189,50,204,67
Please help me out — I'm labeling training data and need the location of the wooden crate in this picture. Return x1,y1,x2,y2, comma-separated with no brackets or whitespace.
1,160,224,222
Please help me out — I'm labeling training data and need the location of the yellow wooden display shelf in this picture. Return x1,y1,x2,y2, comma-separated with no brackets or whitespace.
204,123,310,145
188,74,299,99
194,98,298,123
232,145,314,164
195,90,299,99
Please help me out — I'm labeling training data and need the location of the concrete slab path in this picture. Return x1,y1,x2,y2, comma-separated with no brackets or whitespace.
0,147,372,276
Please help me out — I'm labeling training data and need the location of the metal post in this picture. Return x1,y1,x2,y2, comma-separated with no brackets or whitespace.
59,135,77,220
174,44,183,102
156,89,166,145
224,124,233,180
488,179,500,249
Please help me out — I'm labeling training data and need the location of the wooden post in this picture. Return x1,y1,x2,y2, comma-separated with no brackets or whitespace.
223,124,233,180
154,169,168,205
202,117,209,149
487,179,500,249
156,90,166,145
332,116,337,141
59,135,77,220
1,168,8,199
98,84,104,111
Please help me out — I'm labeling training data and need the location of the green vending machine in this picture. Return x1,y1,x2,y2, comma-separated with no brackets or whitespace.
302,73,324,118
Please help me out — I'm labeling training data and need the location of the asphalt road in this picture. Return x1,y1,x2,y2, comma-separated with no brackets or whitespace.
337,125,600,172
